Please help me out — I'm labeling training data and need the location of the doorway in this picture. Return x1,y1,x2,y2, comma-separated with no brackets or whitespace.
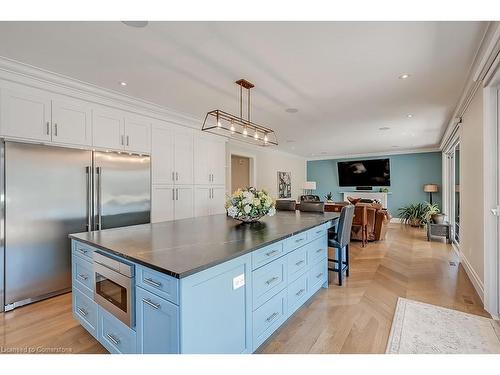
231,155,251,192
444,139,460,248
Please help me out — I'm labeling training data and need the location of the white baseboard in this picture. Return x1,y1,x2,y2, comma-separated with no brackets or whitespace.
459,252,485,303
390,218,403,223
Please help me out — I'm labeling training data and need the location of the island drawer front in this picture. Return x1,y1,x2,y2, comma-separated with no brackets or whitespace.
308,258,328,297
252,258,287,309
287,245,307,279
283,231,308,252
306,224,328,242
72,255,94,297
72,240,95,262
252,288,287,350
307,236,328,266
137,266,179,305
287,272,308,315
252,242,285,270
98,306,137,354
72,288,98,339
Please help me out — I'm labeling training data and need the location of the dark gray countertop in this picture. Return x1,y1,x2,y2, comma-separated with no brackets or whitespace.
69,211,339,278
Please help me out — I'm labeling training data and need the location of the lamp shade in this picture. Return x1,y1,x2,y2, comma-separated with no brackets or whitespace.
303,181,317,190
423,184,439,193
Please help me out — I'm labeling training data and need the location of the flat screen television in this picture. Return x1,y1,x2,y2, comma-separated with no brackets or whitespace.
337,158,390,187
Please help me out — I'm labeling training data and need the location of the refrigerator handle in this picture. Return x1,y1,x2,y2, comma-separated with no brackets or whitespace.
86,166,92,231
96,167,102,230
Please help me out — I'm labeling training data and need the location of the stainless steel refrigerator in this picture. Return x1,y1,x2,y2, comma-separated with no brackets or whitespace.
0,141,150,312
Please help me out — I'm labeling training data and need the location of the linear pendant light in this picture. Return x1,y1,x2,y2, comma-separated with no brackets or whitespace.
202,79,278,146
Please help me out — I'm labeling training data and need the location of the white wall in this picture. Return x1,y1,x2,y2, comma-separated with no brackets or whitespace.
460,88,485,296
227,141,306,200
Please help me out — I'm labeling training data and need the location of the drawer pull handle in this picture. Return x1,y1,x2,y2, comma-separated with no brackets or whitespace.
143,298,161,310
316,272,323,279
316,230,323,234
105,333,120,346
265,249,279,257
316,248,324,253
144,278,162,288
265,276,279,285
295,288,306,297
295,260,305,266
295,238,304,243
78,248,88,254
77,307,88,316
77,273,89,281
266,312,279,323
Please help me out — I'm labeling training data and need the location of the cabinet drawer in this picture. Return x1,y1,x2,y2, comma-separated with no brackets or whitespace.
283,232,308,252
72,288,98,339
252,258,287,309
308,258,328,297
72,241,95,262
98,306,137,354
252,288,287,350
306,224,328,242
252,242,285,270
137,266,179,305
72,255,94,297
307,236,328,266
287,245,307,280
287,272,308,315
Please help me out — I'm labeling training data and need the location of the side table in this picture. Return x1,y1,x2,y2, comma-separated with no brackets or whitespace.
427,221,452,243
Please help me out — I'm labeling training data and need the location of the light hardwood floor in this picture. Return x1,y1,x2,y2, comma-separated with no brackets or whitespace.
0,224,489,354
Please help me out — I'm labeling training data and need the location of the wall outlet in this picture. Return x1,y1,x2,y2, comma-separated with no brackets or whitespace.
233,274,245,290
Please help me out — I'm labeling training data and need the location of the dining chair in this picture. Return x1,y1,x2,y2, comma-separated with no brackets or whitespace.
275,200,297,211
328,204,355,286
352,205,368,247
298,201,325,212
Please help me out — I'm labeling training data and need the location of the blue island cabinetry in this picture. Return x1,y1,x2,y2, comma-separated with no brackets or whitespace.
71,222,331,354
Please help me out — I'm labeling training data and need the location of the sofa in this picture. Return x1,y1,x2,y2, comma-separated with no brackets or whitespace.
325,201,392,241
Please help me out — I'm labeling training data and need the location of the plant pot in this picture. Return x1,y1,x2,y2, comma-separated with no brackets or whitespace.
233,215,265,223
409,218,422,227
432,213,445,224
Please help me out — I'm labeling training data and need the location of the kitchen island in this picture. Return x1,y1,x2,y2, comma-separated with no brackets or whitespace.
69,211,339,354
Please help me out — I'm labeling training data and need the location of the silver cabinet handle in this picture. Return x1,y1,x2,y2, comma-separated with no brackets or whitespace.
316,272,323,279
126,135,129,146
105,333,120,346
295,260,305,266
172,188,175,201
46,121,50,135
96,167,102,230
143,298,161,310
144,277,162,288
316,230,323,234
121,134,124,146
172,171,175,181
265,249,279,257
54,123,58,136
175,188,179,201
77,248,88,255
78,273,88,281
265,276,279,285
316,248,324,253
77,307,88,316
85,166,92,231
295,238,304,243
266,312,279,323
175,172,178,181
295,288,305,297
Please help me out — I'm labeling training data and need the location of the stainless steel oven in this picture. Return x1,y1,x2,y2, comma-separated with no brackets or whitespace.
93,252,135,327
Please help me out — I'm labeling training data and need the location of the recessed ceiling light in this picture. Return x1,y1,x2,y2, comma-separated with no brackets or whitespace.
285,108,299,113
122,21,149,28
407,114,413,118
392,145,400,148
119,81,127,86
379,126,391,131
398,73,411,80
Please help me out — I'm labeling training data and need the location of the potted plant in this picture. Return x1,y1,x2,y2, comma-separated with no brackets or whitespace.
324,192,334,202
225,187,276,223
425,203,445,224
398,202,429,227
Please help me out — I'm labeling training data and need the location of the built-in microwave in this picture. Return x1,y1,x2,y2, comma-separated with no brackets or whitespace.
93,252,135,327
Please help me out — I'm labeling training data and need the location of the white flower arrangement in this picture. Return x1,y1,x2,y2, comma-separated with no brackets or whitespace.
226,187,276,223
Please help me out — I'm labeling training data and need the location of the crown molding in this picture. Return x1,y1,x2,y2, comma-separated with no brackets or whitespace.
0,56,203,129
305,146,441,162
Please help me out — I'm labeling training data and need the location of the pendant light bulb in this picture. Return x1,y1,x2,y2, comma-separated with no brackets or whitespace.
254,130,259,140
264,134,269,144
230,121,235,134
243,126,248,137
217,119,222,128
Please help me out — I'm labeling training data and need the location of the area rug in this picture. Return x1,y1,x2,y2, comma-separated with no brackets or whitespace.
386,297,500,354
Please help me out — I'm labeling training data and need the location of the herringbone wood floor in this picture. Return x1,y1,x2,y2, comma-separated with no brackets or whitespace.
0,224,489,354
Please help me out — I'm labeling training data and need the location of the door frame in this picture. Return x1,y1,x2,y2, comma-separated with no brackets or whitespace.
229,153,256,193
443,131,460,252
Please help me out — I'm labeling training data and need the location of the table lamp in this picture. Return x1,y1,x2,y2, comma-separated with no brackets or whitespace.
303,181,317,195
423,184,439,205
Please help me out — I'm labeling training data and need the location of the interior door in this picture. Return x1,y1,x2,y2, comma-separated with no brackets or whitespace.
94,151,151,229
151,185,175,223
174,132,194,185
4,142,91,307
52,98,92,146
175,186,194,220
151,126,174,184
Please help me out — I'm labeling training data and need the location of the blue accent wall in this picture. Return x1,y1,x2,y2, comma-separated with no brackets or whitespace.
307,152,442,216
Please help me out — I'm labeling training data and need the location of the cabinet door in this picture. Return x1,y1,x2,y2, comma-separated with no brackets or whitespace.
0,86,51,141
151,126,174,184
136,286,179,354
151,185,175,223
174,132,193,185
194,187,210,217
210,186,227,215
174,186,193,220
210,140,226,186
124,115,151,153
92,107,124,150
194,137,211,184
52,98,92,146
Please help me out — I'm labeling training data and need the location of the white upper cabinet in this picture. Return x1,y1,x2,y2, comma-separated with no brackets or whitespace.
92,106,124,150
211,142,226,185
152,125,175,184
174,132,193,185
51,98,91,146
124,115,151,154
0,85,51,142
194,136,226,186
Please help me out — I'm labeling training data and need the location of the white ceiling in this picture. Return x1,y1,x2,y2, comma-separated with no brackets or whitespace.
0,21,487,157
